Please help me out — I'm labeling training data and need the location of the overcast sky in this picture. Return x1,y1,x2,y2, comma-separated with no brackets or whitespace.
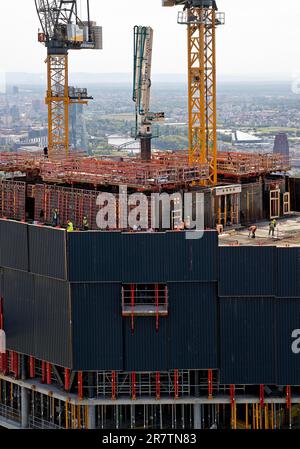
1,0,300,80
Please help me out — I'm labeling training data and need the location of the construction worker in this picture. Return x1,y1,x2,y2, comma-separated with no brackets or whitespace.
43,146,48,158
82,216,89,231
52,208,59,227
67,220,74,232
269,219,277,237
248,225,257,239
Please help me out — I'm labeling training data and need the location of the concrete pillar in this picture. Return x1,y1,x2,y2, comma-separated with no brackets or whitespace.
21,387,30,428
193,404,202,430
88,404,96,429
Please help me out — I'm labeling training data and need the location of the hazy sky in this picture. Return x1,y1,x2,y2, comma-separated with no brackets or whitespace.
1,0,300,79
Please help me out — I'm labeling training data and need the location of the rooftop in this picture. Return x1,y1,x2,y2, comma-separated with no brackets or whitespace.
219,215,300,247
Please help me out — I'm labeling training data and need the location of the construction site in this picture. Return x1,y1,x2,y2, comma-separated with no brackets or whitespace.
0,0,300,430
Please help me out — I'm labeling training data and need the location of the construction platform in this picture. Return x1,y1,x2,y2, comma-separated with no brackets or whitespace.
219,216,300,247
0,150,289,190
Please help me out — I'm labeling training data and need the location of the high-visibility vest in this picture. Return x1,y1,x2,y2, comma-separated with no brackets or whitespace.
67,222,74,232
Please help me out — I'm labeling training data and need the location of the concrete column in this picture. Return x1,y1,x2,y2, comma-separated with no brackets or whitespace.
193,404,202,430
21,387,30,428
88,404,96,429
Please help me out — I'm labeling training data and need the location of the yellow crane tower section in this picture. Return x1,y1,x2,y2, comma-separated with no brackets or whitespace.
163,1,224,185
35,0,102,158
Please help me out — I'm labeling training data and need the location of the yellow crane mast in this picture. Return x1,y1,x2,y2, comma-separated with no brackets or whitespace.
163,1,224,185
35,0,102,158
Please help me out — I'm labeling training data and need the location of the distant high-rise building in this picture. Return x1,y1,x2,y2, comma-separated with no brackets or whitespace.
273,133,289,160
70,103,89,155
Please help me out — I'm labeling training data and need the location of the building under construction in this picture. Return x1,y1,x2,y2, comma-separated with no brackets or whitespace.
1,0,300,431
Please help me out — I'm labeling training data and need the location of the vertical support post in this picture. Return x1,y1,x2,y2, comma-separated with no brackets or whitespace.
11,351,19,379
131,372,136,401
21,354,29,428
65,368,70,391
29,356,35,378
208,369,213,399
88,405,96,429
156,372,161,400
230,385,235,429
286,386,291,410
111,371,116,400
174,369,179,399
260,384,264,407
21,387,30,428
46,363,52,385
78,371,83,400
41,361,46,384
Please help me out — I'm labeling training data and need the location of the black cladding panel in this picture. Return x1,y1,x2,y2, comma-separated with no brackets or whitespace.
0,220,28,271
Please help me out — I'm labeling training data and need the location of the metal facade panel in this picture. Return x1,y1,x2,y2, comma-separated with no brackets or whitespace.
34,276,71,367
276,298,300,386
121,233,167,283
68,230,218,283
166,231,218,282
219,247,276,297
28,225,67,280
68,232,122,282
124,317,168,372
2,269,35,354
2,269,71,367
168,282,218,369
220,298,276,385
71,283,123,371
0,220,28,271
277,248,300,298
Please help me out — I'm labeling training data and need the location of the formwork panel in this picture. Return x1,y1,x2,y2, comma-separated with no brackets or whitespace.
121,233,167,283
2,269,71,367
67,232,122,282
220,297,276,385
168,282,218,369
34,276,71,367
0,220,28,271
124,317,168,372
166,231,218,282
277,248,300,298
2,269,35,355
71,283,123,371
219,247,276,297
276,298,300,386
28,225,67,280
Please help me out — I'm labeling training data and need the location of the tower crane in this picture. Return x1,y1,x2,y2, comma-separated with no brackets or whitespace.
132,26,164,161
162,0,225,185
35,0,102,158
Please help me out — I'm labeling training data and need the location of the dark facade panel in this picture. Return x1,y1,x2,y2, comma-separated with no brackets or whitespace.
121,233,167,283
0,220,28,271
124,317,169,372
2,269,35,354
34,276,71,367
276,298,300,386
220,298,276,385
277,248,300,298
68,232,122,282
219,247,276,297
71,283,123,371
166,231,218,282
168,282,218,369
2,269,71,367
28,225,67,280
